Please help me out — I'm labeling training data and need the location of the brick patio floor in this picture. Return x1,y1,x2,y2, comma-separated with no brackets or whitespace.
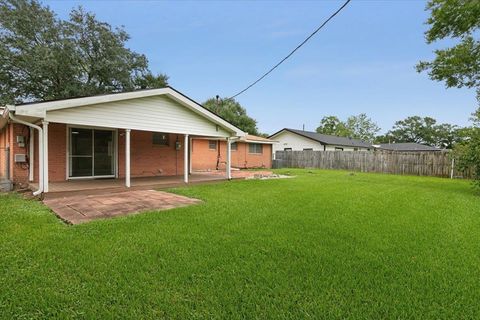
43,190,201,224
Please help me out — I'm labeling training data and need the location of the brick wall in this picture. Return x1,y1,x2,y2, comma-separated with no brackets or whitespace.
191,139,272,171
3,122,67,185
118,130,185,178
3,122,269,186
9,123,30,186
47,123,67,182
0,126,8,179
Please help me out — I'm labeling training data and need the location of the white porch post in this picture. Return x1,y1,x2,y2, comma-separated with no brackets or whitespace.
42,121,49,192
29,127,34,182
189,137,193,174
226,138,232,180
184,134,189,183
125,129,131,188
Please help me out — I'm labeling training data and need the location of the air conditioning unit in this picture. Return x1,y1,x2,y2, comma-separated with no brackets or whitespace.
14,154,27,163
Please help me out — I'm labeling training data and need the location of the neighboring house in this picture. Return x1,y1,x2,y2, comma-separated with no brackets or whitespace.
374,142,443,152
192,135,274,171
269,128,372,154
0,87,245,194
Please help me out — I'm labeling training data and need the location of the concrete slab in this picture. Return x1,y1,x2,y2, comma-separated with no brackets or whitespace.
43,190,201,224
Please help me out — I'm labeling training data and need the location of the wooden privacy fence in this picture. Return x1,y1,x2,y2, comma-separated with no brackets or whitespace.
273,150,473,179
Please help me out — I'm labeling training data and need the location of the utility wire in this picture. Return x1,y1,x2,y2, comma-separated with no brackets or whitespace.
228,0,352,99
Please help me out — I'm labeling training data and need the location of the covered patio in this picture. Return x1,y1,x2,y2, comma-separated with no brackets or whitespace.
4,87,246,196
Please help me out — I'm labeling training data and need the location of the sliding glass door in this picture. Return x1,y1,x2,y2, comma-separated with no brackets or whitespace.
69,127,115,178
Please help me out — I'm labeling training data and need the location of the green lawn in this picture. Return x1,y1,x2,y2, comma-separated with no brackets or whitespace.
1,169,480,319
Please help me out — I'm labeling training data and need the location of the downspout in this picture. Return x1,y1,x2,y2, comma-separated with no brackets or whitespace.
8,112,44,196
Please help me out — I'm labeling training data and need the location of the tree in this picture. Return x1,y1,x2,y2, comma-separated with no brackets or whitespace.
454,109,480,187
387,116,438,145
385,116,463,148
417,0,480,187
316,114,380,142
433,123,462,149
416,0,480,97
374,134,394,144
316,116,352,137
0,0,167,104
345,113,380,142
203,97,259,135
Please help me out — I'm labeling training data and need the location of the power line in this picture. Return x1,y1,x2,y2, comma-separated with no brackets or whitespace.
228,0,352,100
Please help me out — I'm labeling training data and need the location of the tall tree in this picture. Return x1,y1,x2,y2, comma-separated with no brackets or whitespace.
385,116,463,148
316,114,380,142
416,0,480,97
387,116,438,145
203,97,259,135
433,123,462,149
316,116,352,137
0,0,167,104
345,113,380,142
417,0,480,186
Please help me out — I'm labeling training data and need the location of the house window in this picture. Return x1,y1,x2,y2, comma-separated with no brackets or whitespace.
335,147,344,151
284,148,292,151
249,143,263,154
303,148,313,151
231,142,238,151
209,140,217,150
353,148,358,151
153,132,169,146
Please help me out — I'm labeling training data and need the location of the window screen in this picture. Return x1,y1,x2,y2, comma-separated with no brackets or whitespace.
209,140,217,150
153,133,169,146
249,143,263,154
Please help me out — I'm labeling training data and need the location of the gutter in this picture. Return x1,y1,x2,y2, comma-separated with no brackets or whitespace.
8,111,44,196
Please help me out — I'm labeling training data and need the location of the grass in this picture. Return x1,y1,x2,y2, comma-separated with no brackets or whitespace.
1,169,480,319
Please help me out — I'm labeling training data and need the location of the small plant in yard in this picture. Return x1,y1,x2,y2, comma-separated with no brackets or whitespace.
453,109,480,188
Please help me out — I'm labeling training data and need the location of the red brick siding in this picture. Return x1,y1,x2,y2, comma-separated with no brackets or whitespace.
118,130,185,178
2,122,67,185
48,123,67,182
191,139,272,171
4,122,272,185
9,123,30,186
0,125,8,178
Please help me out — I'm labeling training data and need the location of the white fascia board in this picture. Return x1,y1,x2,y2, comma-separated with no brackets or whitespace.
244,140,276,145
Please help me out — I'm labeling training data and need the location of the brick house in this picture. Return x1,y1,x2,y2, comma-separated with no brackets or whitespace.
191,135,274,171
0,87,250,194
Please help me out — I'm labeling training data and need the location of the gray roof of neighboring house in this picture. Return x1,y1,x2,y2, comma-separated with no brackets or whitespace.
269,128,372,148
376,142,442,152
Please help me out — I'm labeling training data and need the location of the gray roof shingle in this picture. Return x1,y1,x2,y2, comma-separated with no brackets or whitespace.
376,143,442,152
271,128,372,148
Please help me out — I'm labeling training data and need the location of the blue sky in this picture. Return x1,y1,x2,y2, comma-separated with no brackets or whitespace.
46,0,477,134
